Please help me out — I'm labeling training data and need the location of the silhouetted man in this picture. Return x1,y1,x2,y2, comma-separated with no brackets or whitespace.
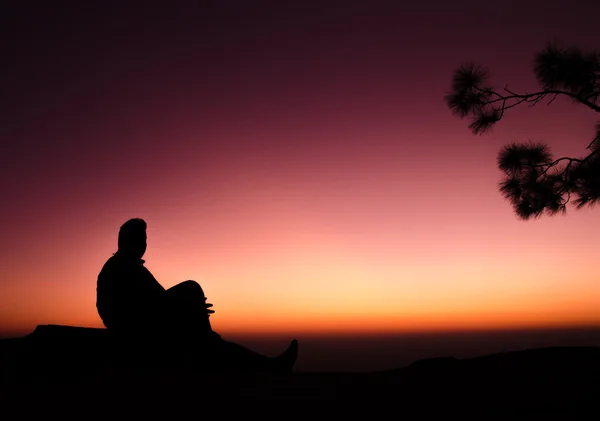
96,218,298,372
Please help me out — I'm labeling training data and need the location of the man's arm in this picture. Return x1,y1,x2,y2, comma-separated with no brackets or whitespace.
99,262,165,330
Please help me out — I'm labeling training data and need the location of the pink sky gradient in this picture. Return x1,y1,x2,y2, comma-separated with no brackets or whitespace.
1,1,599,338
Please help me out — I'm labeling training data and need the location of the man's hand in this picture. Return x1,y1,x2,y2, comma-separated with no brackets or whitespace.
205,302,215,315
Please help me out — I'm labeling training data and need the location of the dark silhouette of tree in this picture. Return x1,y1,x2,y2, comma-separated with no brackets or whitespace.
445,42,600,220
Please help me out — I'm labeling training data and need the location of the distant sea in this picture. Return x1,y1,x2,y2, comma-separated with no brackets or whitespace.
226,326,600,372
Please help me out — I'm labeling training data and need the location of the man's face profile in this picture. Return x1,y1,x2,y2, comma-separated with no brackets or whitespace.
136,233,147,258
121,231,147,259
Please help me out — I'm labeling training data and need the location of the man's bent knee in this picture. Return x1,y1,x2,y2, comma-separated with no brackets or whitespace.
179,280,205,296
167,279,205,296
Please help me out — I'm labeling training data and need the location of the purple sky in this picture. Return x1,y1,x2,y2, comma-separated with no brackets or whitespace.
1,1,599,338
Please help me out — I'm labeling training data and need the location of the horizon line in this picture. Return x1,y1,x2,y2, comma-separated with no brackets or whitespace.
3,322,600,340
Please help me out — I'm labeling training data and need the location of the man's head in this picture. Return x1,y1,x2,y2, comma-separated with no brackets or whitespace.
117,218,147,259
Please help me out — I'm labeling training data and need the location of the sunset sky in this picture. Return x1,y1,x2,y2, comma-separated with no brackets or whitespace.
1,1,599,339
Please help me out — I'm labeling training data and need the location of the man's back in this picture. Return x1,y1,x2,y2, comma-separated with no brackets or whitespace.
96,253,166,333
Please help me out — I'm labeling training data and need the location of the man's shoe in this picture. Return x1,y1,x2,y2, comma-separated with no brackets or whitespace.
272,339,298,373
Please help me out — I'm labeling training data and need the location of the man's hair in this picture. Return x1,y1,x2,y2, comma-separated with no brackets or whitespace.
118,218,147,249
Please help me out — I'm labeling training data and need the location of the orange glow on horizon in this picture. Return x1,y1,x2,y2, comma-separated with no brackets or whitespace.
2,224,599,338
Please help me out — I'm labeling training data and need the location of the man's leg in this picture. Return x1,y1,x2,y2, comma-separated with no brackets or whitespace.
165,280,213,337
165,280,298,372
215,338,299,372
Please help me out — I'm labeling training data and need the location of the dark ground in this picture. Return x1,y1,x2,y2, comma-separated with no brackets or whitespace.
1,326,599,420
